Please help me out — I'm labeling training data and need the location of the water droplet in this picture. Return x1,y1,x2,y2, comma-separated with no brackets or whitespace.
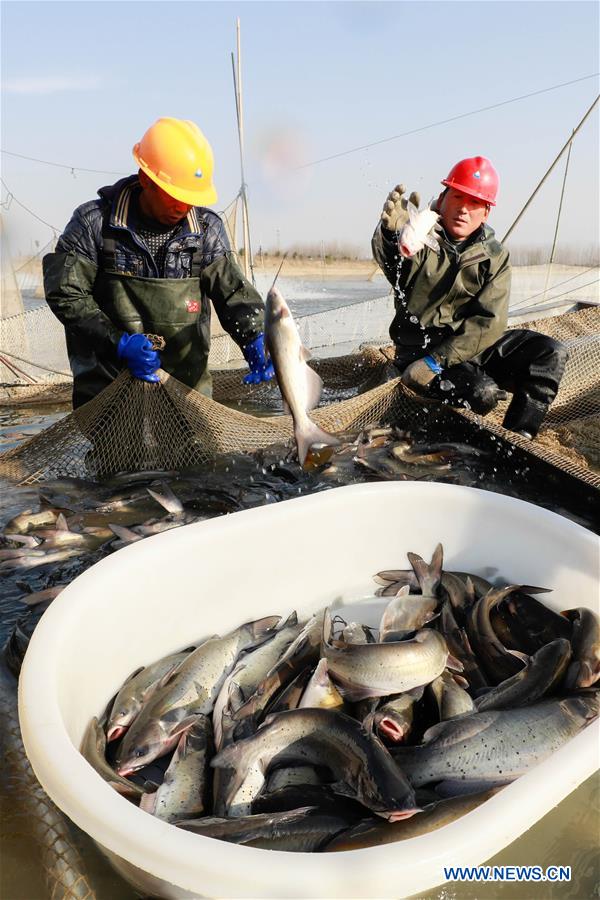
439,380,454,392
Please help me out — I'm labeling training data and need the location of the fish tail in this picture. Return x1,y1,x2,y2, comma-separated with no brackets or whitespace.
295,419,340,468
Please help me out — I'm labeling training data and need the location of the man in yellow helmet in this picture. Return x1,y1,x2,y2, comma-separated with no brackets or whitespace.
43,118,274,408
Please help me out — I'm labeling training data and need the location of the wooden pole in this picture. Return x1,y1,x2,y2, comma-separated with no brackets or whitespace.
502,95,599,243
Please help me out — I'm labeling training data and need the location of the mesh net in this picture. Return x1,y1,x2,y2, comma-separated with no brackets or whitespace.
1,260,599,488
1,306,599,489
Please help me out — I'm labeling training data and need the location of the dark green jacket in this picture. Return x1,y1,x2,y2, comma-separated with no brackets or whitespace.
43,175,264,405
372,221,511,366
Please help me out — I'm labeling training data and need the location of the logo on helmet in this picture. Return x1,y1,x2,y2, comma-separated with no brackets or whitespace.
194,169,203,178
473,171,481,179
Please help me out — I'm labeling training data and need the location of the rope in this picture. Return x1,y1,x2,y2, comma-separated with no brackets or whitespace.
511,276,600,312
1,149,127,177
296,73,599,169
0,348,71,378
13,238,56,272
0,179,60,232
0,354,38,383
510,266,599,310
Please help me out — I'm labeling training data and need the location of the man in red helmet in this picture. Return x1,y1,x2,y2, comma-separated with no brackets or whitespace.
372,157,567,438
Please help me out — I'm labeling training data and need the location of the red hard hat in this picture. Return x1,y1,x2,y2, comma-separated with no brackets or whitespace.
441,156,499,206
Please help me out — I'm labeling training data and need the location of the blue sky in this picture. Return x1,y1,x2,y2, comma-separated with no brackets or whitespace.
1,0,598,258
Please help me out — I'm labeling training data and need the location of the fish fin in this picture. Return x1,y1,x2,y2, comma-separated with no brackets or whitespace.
407,544,443,595
464,576,476,604
56,513,69,531
228,681,245,710
123,665,145,683
304,365,324,411
146,486,184,515
422,712,496,744
446,654,464,673
519,584,553,595
157,663,182,689
407,200,419,224
281,611,299,628
295,419,340,468
379,585,411,637
139,790,158,815
251,615,282,640
170,714,203,740
507,649,529,664
300,344,313,362
575,661,596,689
322,607,333,647
449,672,470,689
109,524,141,543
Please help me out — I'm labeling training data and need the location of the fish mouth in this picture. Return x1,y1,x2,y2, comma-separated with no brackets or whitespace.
384,808,422,822
378,717,409,743
107,725,126,742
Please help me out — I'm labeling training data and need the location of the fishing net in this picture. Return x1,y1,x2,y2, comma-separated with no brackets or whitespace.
1,266,599,488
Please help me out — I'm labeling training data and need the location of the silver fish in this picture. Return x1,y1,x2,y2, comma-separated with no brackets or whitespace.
430,670,475,720
475,639,572,712
379,585,438,641
397,201,440,258
212,707,418,820
80,717,145,798
176,806,351,852
107,649,194,741
265,286,339,466
116,615,280,775
562,608,600,689
323,608,452,701
370,690,423,744
231,609,324,739
212,611,302,750
325,787,501,850
298,658,344,710
393,695,599,790
139,716,212,823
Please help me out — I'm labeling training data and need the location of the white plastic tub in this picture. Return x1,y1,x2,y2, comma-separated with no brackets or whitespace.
19,482,600,899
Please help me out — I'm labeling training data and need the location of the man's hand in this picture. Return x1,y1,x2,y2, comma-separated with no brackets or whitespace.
380,184,421,233
242,333,275,385
401,356,442,392
117,333,160,383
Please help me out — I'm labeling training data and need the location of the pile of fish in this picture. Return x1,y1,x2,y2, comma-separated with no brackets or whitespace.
81,544,599,852
0,430,490,599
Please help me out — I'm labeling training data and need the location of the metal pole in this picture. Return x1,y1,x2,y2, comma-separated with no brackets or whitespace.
502,94,599,243
542,129,575,302
234,19,254,283
549,130,574,265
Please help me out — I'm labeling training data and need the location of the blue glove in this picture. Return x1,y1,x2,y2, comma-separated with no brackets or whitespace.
117,333,160,383
242,333,275,385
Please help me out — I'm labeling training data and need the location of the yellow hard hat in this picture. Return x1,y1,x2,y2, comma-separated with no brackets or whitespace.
133,117,218,206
